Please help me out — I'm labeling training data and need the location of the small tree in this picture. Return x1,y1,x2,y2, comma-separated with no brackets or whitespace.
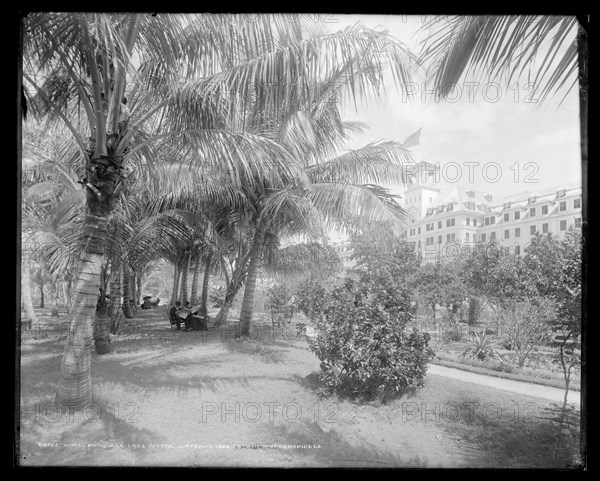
266,284,292,309
497,298,555,368
294,278,329,322
308,278,433,403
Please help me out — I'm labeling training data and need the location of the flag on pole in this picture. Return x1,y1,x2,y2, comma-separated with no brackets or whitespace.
402,127,422,149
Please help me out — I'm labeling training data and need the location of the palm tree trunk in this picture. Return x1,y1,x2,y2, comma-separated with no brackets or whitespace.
56,212,108,409
180,253,191,305
109,263,122,332
39,283,45,308
171,262,180,305
130,271,137,313
94,270,111,355
214,283,243,326
199,255,212,318
136,272,143,306
239,225,266,336
51,283,59,317
21,254,38,326
190,256,201,305
122,267,134,319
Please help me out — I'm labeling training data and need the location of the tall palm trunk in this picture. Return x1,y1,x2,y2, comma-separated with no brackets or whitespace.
180,254,191,304
122,267,134,319
39,283,45,308
21,254,37,326
51,283,59,317
190,256,202,305
94,269,111,355
171,262,180,305
109,263,122,333
199,255,212,318
214,281,244,326
239,224,266,336
56,212,109,409
130,271,137,313
136,272,143,306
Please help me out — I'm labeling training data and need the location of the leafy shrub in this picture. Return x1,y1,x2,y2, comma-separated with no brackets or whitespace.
441,310,463,341
307,280,434,403
462,331,497,361
266,284,292,309
294,279,329,322
208,286,226,308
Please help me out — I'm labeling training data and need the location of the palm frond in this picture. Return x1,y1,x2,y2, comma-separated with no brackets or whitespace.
308,182,409,234
306,140,416,186
418,15,578,105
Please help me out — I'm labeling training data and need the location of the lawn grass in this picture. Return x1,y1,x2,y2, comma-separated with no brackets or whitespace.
18,308,582,468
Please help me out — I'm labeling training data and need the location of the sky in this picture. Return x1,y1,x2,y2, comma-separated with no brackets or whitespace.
320,14,582,199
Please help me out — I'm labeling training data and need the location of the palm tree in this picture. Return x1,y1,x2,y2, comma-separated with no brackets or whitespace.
23,13,418,409
234,77,418,334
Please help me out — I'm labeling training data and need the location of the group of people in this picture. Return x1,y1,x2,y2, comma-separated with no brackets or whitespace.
168,301,207,331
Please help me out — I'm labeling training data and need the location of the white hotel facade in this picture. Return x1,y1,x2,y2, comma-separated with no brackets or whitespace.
331,161,582,265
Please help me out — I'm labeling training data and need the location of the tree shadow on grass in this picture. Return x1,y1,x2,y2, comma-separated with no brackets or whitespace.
407,376,582,469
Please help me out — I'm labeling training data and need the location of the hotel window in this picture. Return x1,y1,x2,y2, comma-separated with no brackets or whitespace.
466,218,471,226
481,233,486,242
542,223,549,233
466,233,470,241
574,198,581,209
560,220,567,231
438,221,442,229
530,225,536,235
515,245,521,255
530,207,536,217
446,218,455,227
514,211,520,220
484,217,490,226
504,213,509,222
575,218,582,228
490,217,496,225
438,235,442,244
473,219,477,227
560,201,567,211
542,205,548,215
447,203,454,211
491,232,496,240
504,229,510,239
447,233,455,242
418,227,421,234
515,228,521,238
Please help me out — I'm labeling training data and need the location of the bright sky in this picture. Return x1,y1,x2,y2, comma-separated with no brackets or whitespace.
322,14,582,198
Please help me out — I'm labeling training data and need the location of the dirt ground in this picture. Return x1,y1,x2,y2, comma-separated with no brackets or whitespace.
17,308,582,468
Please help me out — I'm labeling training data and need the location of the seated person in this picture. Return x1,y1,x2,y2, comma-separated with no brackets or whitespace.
185,313,208,331
169,301,183,330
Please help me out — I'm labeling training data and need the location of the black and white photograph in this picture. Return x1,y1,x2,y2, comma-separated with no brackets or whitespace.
17,12,587,468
